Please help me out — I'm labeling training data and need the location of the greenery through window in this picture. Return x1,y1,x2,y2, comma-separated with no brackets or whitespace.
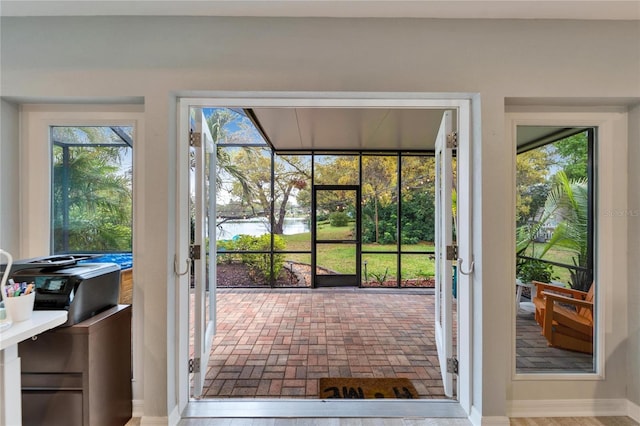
515,127,595,374
51,126,133,254
208,108,437,289
516,130,593,291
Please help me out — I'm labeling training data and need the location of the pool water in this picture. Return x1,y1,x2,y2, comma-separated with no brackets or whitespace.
79,253,133,270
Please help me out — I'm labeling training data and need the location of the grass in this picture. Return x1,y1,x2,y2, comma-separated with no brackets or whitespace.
279,225,436,280
520,244,581,285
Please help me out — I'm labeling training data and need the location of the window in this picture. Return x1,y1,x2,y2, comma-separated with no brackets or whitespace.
515,126,596,374
51,126,133,254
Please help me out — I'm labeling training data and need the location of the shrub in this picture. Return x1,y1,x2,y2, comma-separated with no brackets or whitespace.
517,258,557,284
220,233,286,282
329,211,350,227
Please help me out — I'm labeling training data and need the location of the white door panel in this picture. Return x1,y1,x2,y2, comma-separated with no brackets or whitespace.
192,108,216,398
434,110,454,398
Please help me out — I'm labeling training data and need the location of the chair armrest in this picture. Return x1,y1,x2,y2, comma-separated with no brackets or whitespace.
533,281,588,299
542,291,594,310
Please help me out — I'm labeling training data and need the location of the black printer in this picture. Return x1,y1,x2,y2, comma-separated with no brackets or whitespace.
6,255,120,326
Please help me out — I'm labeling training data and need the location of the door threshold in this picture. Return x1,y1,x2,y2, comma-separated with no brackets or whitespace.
183,399,467,418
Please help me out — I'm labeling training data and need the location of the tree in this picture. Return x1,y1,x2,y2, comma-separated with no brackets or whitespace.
225,148,310,234
552,132,589,181
361,156,397,243
516,171,590,291
540,171,590,291
516,148,551,225
52,133,132,253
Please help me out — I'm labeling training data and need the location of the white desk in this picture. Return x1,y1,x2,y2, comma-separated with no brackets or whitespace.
0,311,67,426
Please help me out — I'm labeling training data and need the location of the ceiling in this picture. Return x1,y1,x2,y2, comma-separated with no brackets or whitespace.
250,107,449,151
248,107,582,152
2,0,638,20
516,126,588,153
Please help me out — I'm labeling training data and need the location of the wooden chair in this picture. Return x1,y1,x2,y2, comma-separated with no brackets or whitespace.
532,280,594,354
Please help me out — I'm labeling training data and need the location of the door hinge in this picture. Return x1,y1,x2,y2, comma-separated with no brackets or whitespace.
189,357,200,374
446,132,458,148
447,357,459,375
446,245,458,261
190,244,201,260
190,131,202,147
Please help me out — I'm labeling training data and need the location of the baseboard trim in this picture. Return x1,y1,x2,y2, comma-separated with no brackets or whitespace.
168,405,181,426
132,399,144,418
139,415,169,425
508,398,628,418
628,399,640,423
469,406,510,426
132,404,179,426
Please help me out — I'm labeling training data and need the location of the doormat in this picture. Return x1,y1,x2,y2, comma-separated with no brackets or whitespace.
319,377,419,399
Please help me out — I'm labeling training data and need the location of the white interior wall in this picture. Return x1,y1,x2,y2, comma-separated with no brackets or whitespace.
0,100,20,253
1,16,639,421
628,104,640,409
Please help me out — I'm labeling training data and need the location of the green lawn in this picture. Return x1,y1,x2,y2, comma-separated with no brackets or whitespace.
280,225,436,280
520,244,580,285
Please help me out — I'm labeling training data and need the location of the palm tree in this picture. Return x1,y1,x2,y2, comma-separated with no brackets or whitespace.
52,141,132,252
516,171,590,291
539,172,590,291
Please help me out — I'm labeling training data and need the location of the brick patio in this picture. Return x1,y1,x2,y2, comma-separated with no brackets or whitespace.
194,288,592,400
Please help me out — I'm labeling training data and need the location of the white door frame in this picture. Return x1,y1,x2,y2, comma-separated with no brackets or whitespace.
176,92,475,418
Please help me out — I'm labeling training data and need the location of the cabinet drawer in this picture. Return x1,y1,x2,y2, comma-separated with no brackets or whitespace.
22,390,83,426
21,372,83,390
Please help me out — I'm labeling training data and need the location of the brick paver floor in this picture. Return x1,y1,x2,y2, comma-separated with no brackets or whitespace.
200,288,451,399
193,289,593,400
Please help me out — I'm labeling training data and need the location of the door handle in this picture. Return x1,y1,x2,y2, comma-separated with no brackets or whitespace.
457,257,474,275
174,255,192,276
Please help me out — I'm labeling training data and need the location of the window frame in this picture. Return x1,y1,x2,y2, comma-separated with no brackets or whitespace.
20,107,142,258
508,110,628,381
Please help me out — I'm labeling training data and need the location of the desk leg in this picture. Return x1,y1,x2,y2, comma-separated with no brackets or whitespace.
0,345,22,426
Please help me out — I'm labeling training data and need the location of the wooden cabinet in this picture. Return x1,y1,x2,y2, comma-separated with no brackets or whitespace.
18,305,132,426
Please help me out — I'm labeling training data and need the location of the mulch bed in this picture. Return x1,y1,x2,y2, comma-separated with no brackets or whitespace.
216,261,435,288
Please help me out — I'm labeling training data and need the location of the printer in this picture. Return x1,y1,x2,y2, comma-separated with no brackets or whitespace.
5,255,120,326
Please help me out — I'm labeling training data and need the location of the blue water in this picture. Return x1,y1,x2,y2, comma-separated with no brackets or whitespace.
79,253,133,270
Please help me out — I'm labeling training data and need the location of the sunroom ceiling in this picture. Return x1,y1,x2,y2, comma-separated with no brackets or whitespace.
249,108,450,151
248,108,588,152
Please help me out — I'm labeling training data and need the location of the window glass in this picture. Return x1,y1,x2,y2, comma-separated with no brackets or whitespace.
515,127,595,374
51,126,133,254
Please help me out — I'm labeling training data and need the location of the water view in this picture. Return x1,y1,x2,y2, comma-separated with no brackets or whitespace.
216,217,309,240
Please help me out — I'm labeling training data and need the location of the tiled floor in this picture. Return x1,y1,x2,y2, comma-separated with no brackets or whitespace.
201,288,452,399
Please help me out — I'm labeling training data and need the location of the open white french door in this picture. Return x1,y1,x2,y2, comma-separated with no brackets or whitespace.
434,110,455,398
190,108,217,397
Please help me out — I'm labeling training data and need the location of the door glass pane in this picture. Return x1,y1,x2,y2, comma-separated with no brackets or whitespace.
315,190,356,241
316,244,356,274
515,127,595,374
